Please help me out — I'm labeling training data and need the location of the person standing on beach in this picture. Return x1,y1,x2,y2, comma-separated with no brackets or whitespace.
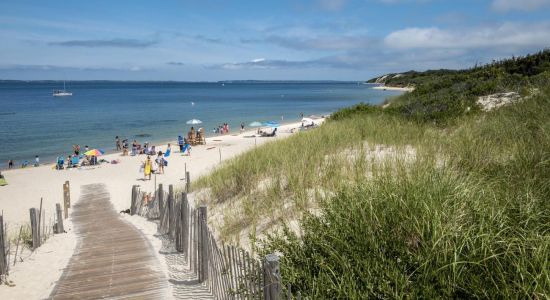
8,160,13,169
73,145,80,156
34,155,39,167
240,122,245,133
156,151,164,174
178,135,184,152
144,156,152,180
132,140,138,156
116,136,121,151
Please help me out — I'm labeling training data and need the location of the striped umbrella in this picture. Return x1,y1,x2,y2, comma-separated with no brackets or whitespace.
84,149,105,156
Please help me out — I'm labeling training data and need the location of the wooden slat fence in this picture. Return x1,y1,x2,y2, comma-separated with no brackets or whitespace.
0,214,8,281
1,182,69,284
130,182,290,300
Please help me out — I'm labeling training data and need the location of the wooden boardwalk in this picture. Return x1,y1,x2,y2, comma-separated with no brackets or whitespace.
50,184,169,299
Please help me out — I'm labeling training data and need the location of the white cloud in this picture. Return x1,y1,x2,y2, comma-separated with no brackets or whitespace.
492,0,550,11
384,22,550,50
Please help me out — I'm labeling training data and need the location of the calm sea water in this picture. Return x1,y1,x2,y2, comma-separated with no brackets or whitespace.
0,81,400,168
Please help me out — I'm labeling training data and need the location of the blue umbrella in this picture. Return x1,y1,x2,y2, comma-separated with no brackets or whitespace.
263,121,279,128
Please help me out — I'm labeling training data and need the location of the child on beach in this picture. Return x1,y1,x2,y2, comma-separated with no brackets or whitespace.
122,139,129,156
116,136,121,151
144,156,152,180
156,151,164,174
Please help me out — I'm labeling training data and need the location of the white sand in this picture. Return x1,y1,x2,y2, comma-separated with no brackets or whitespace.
0,120,316,298
372,85,414,92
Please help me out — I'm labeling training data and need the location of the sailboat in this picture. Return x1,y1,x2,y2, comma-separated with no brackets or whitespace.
53,81,73,97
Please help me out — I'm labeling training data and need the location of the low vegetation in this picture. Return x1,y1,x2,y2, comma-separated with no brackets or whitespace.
195,51,550,298
371,49,550,123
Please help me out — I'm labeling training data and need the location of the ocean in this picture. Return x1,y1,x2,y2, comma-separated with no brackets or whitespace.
0,81,400,168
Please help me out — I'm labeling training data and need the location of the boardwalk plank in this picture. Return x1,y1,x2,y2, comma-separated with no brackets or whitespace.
50,184,168,300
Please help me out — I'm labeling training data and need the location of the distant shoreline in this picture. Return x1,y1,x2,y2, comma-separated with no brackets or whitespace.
371,85,415,92
0,117,325,172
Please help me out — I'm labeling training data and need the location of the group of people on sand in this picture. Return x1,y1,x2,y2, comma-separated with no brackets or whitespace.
116,136,130,156
129,140,165,156
177,135,192,155
5,156,40,169
56,144,102,170
141,150,169,180
214,123,230,135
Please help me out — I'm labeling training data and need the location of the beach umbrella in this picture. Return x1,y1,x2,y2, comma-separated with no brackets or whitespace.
249,121,262,127
84,149,104,156
186,119,202,125
263,121,280,128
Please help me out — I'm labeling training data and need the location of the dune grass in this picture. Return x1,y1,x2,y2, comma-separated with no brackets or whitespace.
194,111,437,239
195,88,550,297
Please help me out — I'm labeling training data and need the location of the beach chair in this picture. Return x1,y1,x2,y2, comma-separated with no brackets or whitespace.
198,129,206,145
56,157,65,170
71,156,80,167
187,132,196,145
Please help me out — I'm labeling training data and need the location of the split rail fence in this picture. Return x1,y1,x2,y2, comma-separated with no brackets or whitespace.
0,181,69,283
130,172,293,300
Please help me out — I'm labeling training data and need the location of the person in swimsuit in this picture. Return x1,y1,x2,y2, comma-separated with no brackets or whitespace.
144,156,152,180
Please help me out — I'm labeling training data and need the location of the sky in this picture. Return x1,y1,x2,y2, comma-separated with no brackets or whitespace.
0,0,549,81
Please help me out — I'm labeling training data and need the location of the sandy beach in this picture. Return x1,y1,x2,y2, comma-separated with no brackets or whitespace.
372,85,414,92
0,119,321,299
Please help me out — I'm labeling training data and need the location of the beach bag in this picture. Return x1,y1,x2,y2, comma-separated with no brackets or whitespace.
163,159,168,166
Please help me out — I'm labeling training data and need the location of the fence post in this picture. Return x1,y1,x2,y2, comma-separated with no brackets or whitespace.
0,215,6,277
168,185,174,239
175,193,183,252
186,171,191,193
158,184,165,232
263,254,281,300
37,198,43,246
29,208,40,249
182,193,189,255
63,183,69,219
55,203,64,233
65,181,71,208
198,205,208,283
130,185,138,215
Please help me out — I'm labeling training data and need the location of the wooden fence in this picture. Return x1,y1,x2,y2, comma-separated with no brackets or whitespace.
0,182,69,283
131,180,288,300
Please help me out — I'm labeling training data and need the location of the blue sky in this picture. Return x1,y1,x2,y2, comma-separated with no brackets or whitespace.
1,0,549,80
